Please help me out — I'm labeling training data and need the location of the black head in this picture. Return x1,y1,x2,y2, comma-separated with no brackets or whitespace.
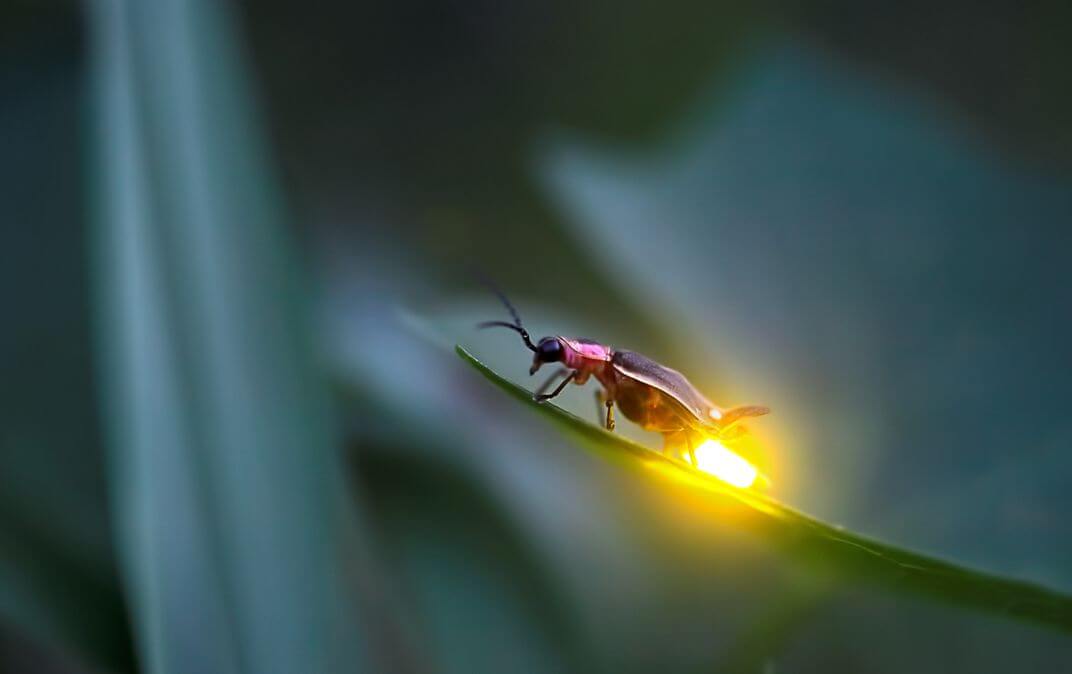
477,287,565,376
529,336,563,375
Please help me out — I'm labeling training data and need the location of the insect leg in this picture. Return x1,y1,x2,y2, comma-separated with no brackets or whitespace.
534,370,578,402
593,389,615,430
535,367,570,396
685,431,697,467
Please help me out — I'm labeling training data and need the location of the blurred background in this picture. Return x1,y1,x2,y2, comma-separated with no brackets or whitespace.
3,0,1072,672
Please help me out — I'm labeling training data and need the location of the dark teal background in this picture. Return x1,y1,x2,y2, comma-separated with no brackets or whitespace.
3,2,1071,672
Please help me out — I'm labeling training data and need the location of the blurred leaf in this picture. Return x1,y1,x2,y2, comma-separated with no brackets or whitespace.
326,284,600,672
89,1,368,672
714,579,832,674
353,447,589,674
540,39,1072,590
457,345,1072,635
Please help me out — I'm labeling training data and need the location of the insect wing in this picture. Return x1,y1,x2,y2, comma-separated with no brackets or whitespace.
718,404,771,430
611,350,715,422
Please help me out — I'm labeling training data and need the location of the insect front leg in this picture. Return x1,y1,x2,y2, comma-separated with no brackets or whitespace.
535,367,570,397
534,369,578,402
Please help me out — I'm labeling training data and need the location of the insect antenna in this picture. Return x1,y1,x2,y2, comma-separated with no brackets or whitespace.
478,320,538,351
476,283,537,352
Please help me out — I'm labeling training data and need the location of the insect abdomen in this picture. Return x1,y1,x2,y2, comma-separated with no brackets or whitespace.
613,378,687,432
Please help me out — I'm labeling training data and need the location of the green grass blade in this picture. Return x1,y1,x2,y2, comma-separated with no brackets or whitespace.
457,345,1072,635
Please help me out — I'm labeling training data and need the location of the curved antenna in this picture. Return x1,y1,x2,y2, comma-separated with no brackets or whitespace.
478,320,537,352
489,285,524,329
476,281,537,352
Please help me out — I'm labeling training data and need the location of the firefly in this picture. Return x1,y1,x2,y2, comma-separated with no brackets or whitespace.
480,291,769,471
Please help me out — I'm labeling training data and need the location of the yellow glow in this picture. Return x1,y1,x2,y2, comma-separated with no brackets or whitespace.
692,439,759,488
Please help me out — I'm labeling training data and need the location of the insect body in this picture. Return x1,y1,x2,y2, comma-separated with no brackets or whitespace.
480,293,769,465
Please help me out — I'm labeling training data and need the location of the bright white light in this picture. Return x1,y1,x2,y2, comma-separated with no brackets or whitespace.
693,439,758,488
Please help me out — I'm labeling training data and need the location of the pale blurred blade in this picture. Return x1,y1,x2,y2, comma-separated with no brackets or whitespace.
89,1,367,672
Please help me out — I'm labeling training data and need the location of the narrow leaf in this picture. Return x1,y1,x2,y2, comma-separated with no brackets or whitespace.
457,345,1072,635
